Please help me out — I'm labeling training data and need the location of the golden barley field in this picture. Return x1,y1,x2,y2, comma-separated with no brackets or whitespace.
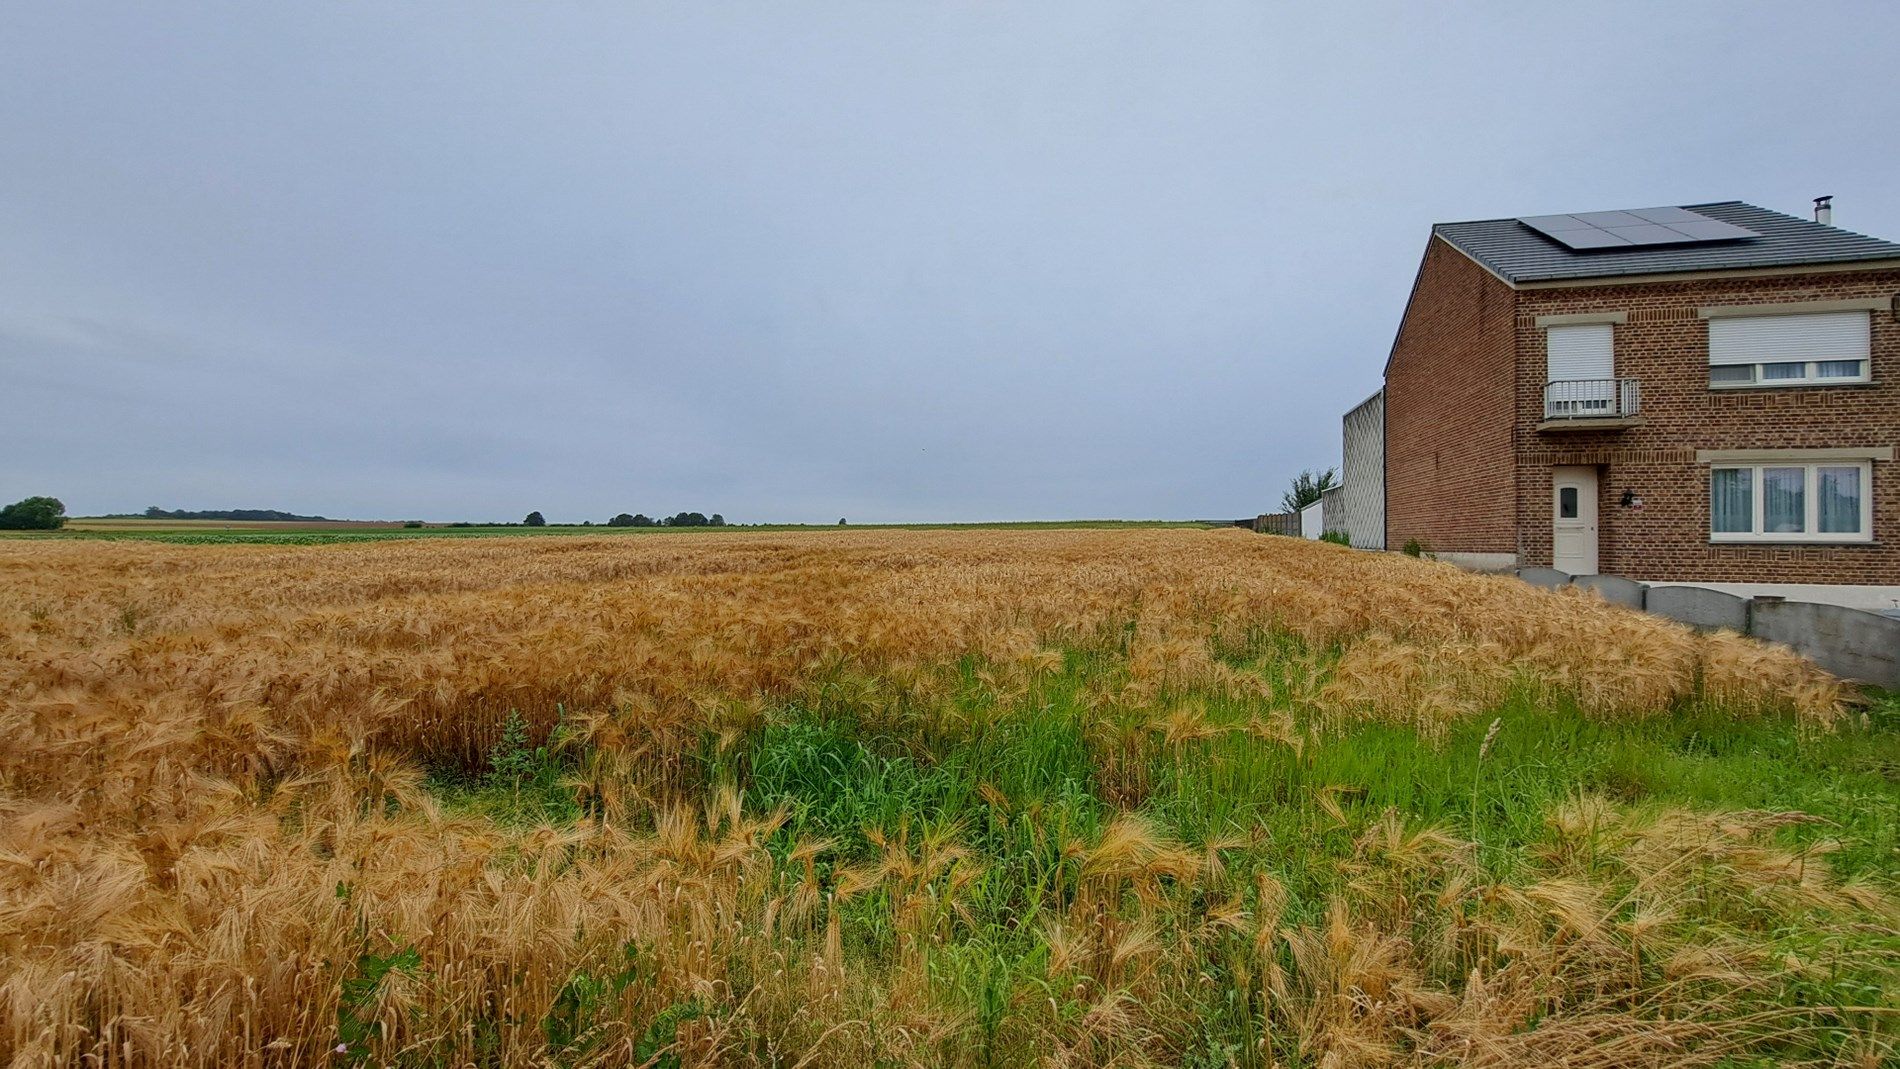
1,529,1894,1067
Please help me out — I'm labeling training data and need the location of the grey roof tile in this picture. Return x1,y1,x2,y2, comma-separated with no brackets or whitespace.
1433,201,1900,284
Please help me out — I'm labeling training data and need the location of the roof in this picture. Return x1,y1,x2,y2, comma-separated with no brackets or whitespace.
1431,201,1900,285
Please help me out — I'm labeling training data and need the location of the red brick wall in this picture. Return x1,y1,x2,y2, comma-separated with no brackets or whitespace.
1383,237,1518,554
1513,269,1900,583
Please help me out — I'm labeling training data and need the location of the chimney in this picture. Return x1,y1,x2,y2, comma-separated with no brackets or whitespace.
1813,195,1833,225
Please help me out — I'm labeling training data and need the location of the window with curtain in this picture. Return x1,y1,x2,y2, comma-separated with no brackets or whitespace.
1709,461,1873,542
1710,468,1752,534
1762,467,1805,533
1818,467,1863,534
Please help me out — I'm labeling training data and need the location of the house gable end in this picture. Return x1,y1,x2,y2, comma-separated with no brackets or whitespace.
1381,233,1521,557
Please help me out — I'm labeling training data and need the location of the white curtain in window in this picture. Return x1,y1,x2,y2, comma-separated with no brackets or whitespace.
1762,467,1805,533
1818,466,1862,533
1711,468,1752,533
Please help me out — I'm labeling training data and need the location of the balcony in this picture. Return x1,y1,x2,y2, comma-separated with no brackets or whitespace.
1539,378,1643,431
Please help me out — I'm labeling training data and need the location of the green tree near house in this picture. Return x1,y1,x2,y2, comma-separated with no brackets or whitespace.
1280,469,1337,515
0,496,67,530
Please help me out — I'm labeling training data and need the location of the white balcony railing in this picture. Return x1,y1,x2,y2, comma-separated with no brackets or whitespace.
1543,378,1641,421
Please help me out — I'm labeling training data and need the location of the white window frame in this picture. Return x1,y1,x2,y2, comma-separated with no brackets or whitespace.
1708,460,1874,544
1708,358,1871,389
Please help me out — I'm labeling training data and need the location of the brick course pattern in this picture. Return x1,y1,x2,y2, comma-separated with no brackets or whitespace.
1384,238,1518,554
1515,269,1899,583
1388,245,1900,584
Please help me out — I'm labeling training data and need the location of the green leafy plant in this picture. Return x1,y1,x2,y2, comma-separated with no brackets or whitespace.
1320,530,1351,546
335,944,422,1063
472,707,579,823
486,709,538,789
544,942,645,1057
633,1001,705,1069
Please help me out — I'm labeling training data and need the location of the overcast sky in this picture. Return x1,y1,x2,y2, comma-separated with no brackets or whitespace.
3,3,1896,523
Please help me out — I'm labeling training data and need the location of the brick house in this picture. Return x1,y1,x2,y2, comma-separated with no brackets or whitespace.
1379,200,1900,608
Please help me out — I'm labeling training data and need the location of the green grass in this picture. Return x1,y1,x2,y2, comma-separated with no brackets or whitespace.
1148,697,1899,889
446,670,1900,895
430,658,1900,1065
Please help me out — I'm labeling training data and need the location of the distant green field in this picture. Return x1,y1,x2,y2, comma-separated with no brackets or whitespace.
3,517,1218,545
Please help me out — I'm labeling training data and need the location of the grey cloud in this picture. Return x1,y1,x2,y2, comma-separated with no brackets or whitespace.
2,3,1895,522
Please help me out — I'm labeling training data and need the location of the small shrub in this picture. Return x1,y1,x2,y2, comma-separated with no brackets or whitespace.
471,708,578,823
1320,530,1351,547
1401,538,1426,557
486,709,537,787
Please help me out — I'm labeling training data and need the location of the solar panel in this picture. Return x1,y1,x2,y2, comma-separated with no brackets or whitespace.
1573,211,1650,228
1547,227,1631,249
1518,207,1758,250
1625,206,1705,225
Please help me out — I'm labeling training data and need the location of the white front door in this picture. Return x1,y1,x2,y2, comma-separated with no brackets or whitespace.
1552,466,1599,575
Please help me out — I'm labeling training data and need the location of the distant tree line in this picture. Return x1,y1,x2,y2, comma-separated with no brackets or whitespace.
499,511,730,528
606,512,725,528
80,504,738,529
138,507,332,522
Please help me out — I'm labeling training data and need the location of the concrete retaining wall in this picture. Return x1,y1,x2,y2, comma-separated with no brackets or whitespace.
1646,585,1750,633
1437,551,1518,573
1750,600,1900,691
1515,567,1572,591
1512,568,1899,690
1573,574,1647,609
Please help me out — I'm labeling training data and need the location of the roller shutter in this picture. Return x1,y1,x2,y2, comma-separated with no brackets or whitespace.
1708,311,1869,366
